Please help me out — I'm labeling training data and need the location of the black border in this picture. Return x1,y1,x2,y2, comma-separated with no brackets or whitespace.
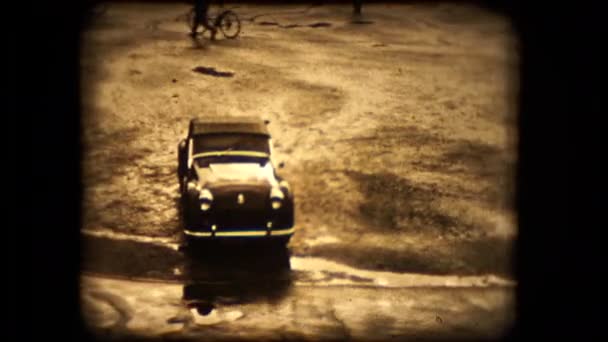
17,0,85,339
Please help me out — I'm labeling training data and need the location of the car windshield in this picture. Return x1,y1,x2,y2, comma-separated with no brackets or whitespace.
192,133,270,154
195,155,269,167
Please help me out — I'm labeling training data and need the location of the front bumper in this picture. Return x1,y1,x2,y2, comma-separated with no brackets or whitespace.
184,227,294,238
185,200,294,239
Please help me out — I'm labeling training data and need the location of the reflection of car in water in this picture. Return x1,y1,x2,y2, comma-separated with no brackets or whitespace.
182,244,292,314
177,117,295,246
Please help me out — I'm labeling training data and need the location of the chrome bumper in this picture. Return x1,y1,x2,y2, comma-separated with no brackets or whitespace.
184,227,294,238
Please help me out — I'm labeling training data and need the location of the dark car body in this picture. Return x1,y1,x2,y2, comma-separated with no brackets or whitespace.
177,117,294,244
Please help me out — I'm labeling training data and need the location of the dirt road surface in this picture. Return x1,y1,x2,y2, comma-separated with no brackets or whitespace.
80,2,518,340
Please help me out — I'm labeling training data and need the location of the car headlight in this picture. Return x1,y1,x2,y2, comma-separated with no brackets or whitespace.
270,187,284,210
271,199,282,210
187,181,199,192
199,188,213,211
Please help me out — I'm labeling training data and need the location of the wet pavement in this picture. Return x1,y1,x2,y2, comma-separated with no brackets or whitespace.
80,2,518,340
82,231,514,340
82,276,514,340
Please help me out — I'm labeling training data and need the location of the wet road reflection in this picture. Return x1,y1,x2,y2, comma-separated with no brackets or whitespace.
81,233,514,339
181,242,293,314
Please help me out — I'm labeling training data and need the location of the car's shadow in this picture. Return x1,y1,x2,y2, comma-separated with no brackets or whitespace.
181,242,292,314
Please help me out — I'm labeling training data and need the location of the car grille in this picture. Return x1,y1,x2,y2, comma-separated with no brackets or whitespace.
210,186,269,211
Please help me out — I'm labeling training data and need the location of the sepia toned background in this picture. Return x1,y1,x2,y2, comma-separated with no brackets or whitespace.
79,1,518,340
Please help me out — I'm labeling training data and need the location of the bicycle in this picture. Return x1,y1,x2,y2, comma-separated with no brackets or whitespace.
187,7,241,39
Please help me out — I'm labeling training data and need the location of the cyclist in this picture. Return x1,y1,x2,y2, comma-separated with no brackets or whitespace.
190,0,217,40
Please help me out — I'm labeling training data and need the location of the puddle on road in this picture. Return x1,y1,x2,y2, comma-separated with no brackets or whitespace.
82,274,515,340
81,223,514,337
81,230,514,288
192,66,235,77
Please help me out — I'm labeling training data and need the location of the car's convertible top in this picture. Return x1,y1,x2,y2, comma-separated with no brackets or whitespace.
189,116,270,137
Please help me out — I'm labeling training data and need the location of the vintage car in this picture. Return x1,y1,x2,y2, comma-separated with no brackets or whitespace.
177,116,294,245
